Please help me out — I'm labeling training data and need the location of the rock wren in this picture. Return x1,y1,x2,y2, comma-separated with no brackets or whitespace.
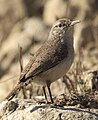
5,18,80,103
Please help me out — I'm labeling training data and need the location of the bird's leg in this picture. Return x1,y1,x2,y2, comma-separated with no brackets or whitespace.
43,86,49,103
46,81,54,104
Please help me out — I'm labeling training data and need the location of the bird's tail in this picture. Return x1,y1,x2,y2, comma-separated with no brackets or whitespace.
4,82,23,101
4,78,32,101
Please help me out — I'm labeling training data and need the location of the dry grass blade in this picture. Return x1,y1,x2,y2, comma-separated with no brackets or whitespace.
0,75,19,84
18,44,27,99
18,44,23,72
64,75,75,92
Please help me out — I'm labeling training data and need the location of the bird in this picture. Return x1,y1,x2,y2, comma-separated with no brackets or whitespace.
4,18,80,103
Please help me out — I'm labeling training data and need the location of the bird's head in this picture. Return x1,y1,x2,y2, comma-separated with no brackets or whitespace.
50,18,80,35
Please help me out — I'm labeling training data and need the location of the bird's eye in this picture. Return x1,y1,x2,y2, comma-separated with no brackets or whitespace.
58,23,62,27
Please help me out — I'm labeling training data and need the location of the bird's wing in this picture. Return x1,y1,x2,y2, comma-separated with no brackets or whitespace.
19,57,35,81
24,39,68,80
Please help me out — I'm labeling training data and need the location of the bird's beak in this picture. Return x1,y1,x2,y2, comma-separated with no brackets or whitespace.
70,20,80,26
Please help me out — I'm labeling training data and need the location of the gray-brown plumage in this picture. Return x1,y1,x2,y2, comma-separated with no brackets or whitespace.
5,18,80,103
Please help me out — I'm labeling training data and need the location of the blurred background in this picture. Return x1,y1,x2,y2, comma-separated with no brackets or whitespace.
0,0,98,100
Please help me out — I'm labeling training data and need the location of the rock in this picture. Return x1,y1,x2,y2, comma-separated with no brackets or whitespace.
0,98,98,120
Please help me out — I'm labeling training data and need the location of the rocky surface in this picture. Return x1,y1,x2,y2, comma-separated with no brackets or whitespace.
0,98,98,120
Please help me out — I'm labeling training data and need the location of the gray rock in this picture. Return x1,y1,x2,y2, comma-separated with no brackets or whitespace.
0,99,98,120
